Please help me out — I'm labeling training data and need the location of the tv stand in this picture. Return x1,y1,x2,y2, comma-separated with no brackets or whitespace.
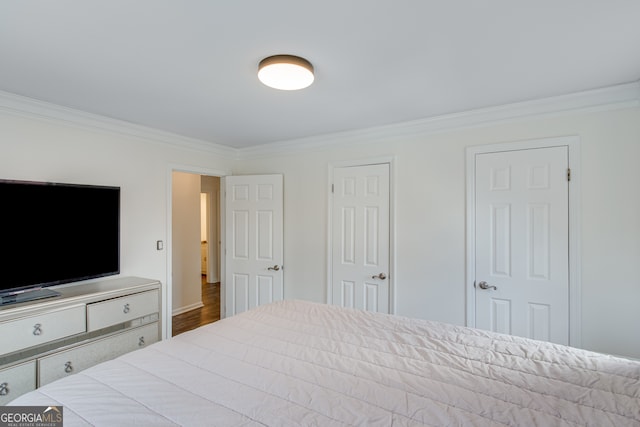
0,289,60,306
0,276,161,405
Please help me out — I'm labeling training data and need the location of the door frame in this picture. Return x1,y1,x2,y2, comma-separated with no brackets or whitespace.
465,136,581,347
166,164,229,339
201,183,219,284
327,156,397,314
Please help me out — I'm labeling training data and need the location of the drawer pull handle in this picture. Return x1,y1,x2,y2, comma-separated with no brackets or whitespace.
138,336,145,347
33,323,42,336
0,382,8,396
123,303,130,314
64,361,73,373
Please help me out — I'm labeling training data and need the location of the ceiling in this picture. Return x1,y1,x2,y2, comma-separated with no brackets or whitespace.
1,1,640,149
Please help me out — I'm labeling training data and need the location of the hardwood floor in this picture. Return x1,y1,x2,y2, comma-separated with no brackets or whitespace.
172,276,220,336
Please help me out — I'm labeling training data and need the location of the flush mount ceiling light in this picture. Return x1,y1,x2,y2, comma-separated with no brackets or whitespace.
258,55,314,90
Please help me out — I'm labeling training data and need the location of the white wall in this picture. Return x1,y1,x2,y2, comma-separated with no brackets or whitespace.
171,171,203,315
233,107,640,359
2,92,639,359
0,109,232,338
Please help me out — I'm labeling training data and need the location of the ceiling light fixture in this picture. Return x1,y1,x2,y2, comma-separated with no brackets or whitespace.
258,55,314,90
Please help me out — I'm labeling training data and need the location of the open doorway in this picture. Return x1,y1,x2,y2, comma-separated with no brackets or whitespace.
171,172,221,336
200,176,220,283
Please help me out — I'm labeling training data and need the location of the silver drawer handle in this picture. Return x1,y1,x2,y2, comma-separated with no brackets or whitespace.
33,323,42,336
138,336,145,347
64,361,73,373
123,303,130,314
0,382,8,396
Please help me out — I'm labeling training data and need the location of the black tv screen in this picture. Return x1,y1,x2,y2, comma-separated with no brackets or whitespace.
0,179,120,296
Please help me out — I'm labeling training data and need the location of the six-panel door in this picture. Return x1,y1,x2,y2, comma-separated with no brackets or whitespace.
474,146,569,344
331,164,390,313
224,174,284,316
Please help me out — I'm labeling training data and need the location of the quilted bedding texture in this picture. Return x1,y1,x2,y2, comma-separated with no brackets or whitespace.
9,299,640,426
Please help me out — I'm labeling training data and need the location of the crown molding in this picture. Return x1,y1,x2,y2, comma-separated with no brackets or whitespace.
0,90,237,159
238,81,640,160
1,81,638,162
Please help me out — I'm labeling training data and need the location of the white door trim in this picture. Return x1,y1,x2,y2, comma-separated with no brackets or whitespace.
465,136,582,347
327,156,397,314
166,164,230,339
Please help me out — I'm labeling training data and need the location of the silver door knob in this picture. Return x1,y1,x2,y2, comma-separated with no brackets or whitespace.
372,273,387,280
268,265,281,271
478,281,497,290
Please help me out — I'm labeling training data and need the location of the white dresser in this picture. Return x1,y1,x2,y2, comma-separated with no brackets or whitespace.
0,276,162,405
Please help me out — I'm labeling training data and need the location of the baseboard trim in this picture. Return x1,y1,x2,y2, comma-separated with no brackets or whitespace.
172,301,204,316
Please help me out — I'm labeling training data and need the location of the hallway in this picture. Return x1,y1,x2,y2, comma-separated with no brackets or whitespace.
172,277,220,336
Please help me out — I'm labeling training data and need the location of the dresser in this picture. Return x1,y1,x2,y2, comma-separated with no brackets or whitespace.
0,276,162,405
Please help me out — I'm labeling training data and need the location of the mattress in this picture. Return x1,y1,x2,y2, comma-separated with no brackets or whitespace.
8,300,640,426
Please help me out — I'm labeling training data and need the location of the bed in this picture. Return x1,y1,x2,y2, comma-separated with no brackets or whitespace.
8,299,640,426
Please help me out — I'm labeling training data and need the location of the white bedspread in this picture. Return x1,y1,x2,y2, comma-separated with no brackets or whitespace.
9,300,640,426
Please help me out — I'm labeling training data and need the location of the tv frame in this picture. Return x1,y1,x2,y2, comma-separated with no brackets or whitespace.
0,179,121,306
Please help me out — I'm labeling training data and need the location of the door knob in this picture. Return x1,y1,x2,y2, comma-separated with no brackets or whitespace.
477,281,497,290
372,273,387,280
267,265,281,271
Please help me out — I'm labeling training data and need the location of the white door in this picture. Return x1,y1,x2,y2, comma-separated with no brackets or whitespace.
331,164,390,313
224,174,283,316
474,146,569,344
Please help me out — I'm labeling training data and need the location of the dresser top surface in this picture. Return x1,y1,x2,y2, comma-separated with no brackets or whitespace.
0,277,161,319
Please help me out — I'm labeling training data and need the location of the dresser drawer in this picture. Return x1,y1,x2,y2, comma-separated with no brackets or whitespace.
87,290,159,331
0,305,86,355
0,360,36,405
38,322,159,386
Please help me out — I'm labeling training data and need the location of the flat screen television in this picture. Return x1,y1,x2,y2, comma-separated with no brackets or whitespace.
0,179,120,305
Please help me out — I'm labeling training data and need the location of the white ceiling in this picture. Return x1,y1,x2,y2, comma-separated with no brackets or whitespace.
1,1,639,149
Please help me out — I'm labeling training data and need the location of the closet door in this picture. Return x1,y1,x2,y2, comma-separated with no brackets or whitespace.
474,146,569,344
331,163,390,313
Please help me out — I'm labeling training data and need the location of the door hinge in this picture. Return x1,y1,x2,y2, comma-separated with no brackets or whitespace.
567,168,571,182
331,184,334,193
